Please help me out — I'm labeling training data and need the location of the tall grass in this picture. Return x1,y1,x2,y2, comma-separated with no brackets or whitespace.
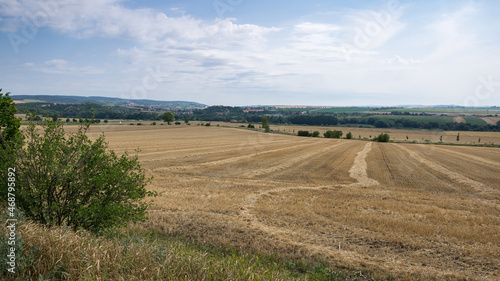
1,216,387,280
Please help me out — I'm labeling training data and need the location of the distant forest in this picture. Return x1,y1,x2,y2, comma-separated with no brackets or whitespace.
15,103,500,132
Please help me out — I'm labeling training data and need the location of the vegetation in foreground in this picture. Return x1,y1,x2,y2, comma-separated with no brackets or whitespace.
1,214,393,281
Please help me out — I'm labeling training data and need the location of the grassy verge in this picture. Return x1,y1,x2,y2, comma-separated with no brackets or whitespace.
1,217,392,281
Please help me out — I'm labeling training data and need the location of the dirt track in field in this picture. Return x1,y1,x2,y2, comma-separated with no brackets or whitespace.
90,125,500,280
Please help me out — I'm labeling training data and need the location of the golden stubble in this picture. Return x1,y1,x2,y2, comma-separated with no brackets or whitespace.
93,125,499,280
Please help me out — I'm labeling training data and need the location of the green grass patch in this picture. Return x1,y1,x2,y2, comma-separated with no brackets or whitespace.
314,107,374,113
463,117,488,126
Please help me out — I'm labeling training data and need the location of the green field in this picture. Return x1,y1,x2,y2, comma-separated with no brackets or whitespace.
313,107,375,113
362,115,454,125
386,107,500,114
463,117,488,126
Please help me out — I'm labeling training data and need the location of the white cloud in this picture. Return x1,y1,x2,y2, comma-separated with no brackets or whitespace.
2,1,500,106
26,59,104,74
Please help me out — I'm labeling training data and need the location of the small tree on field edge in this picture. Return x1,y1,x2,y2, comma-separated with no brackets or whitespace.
261,116,270,132
162,111,175,125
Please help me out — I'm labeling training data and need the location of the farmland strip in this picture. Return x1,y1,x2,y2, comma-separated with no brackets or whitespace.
395,144,493,193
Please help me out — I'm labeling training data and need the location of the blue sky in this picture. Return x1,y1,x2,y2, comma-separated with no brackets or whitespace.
1,0,500,106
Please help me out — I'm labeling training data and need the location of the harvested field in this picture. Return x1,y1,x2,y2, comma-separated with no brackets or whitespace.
481,117,500,125
213,122,500,145
86,125,500,280
453,116,466,123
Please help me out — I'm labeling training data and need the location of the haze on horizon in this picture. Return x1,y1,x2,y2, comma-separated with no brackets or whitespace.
1,0,499,107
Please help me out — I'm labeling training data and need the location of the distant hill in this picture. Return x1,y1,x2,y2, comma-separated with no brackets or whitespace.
10,95,207,108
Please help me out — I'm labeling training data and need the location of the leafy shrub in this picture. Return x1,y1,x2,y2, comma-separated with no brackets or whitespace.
6,115,155,232
312,131,320,137
175,122,181,125
376,133,390,142
346,132,353,139
324,130,343,138
205,123,211,126
247,124,255,128
297,130,310,137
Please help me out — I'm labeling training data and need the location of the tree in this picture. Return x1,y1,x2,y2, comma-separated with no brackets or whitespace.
457,133,460,142
4,113,155,232
346,132,353,139
162,111,175,125
0,91,22,147
261,116,270,132
184,118,189,124
312,131,320,137
0,91,23,200
374,120,389,128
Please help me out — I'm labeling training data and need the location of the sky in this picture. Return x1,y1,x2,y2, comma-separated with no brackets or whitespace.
1,0,500,106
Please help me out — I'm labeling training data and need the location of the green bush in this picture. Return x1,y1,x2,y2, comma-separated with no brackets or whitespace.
346,132,353,139
297,130,310,137
205,123,211,126
5,114,155,232
175,121,181,125
324,130,343,138
312,131,320,137
376,133,390,142
247,124,255,129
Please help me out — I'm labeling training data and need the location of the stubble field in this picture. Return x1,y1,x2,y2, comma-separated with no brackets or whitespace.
86,125,500,280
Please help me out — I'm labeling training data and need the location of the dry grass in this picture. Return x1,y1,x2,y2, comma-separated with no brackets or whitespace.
11,124,499,280
2,220,321,280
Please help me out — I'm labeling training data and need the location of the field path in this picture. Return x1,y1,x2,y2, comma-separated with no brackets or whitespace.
239,142,380,262
346,142,379,188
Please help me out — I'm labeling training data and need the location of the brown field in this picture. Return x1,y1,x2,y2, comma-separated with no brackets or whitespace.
83,124,500,280
453,116,466,123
